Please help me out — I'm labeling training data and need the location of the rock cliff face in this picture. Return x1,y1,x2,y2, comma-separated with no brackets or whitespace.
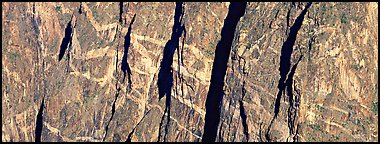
2,2,378,142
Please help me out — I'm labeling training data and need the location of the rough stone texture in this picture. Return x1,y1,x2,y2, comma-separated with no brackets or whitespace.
2,2,378,142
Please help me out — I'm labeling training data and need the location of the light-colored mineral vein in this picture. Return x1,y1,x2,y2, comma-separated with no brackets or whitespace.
44,122,103,142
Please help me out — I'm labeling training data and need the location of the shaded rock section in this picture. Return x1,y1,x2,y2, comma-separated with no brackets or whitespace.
121,14,136,89
35,98,44,142
239,82,249,142
103,14,136,141
58,17,74,62
266,2,311,141
202,2,247,142
157,2,186,142
286,55,303,141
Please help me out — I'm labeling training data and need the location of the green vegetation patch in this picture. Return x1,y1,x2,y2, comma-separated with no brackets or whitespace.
311,124,322,131
340,13,348,24
9,52,20,63
316,104,325,112
82,67,87,73
372,101,378,113
205,49,214,57
351,63,363,71
75,101,80,107
55,5,62,12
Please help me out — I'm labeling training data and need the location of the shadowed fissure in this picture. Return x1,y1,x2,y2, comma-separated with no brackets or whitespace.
265,2,311,141
119,2,123,23
79,2,82,14
33,7,47,142
157,2,186,142
58,15,76,74
126,109,152,142
103,13,136,141
58,17,73,62
121,14,136,90
286,55,303,141
35,98,44,142
202,2,247,142
240,81,249,141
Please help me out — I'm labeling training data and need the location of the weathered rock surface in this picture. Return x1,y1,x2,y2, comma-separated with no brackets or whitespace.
2,2,378,142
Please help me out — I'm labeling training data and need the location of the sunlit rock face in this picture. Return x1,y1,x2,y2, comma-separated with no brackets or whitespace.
2,2,378,142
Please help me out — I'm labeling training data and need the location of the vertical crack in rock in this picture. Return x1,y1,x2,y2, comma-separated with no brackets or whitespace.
157,2,185,142
285,4,293,34
58,15,77,74
293,89,302,142
157,2,185,100
103,87,121,142
286,55,303,141
119,2,123,23
79,2,83,14
103,14,136,142
239,81,249,142
126,109,152,142
112,25,119,43
269,9,280,29
202,2,247,142
31,15,39,34
33,8,47,142
35,98,44,142
177,25,186,103
32,2,36,14
307,29,316,62
258,122,264,142
32,3,40,105
121,14,136,90
58,16,74,62
265,2,311,142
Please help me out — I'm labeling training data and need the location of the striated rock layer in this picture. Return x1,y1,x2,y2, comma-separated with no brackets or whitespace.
2,2,378,142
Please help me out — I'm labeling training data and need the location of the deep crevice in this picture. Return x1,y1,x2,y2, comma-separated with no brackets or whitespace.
269,9,280,29
265,2,311,142
177,25,186,106
157,2,185,99
79,2,83,14
103,87,121,142
274,0,311,122
58,17,73,62
35,98,44,142
285,4,293,34
34,8,46,142
202,2,247,142
126,109,152,142
103,14,136,142
239,101,249,141
32,3,36,14
31,15,39,35
157,2,185,142
239,82,249,142
121,14,136,91
119,2,123,23
286,55,303,141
